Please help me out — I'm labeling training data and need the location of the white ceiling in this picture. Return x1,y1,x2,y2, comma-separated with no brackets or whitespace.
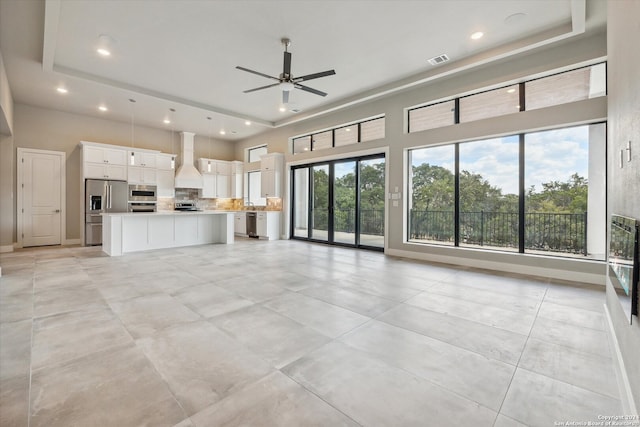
0,0,606,141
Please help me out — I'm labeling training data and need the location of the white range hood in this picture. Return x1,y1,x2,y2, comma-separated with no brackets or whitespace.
174,131,203,189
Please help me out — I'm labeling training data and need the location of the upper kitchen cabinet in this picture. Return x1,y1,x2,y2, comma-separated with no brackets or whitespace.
129,151,157,168
83,144,128,166
128,149,160,185
81,141,128,180
156,153,175,198
260,153,284,198
199,158,230,198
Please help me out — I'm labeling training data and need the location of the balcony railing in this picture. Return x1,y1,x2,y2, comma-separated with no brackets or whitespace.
311,208,385,235
409,210,588,255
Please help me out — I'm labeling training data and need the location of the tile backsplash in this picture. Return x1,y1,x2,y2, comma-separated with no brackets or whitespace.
158,189,281,211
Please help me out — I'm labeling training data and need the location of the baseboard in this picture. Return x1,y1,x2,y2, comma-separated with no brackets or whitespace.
386,248,605,286
0,244,13,253
604,304,638,416
64,238,81,246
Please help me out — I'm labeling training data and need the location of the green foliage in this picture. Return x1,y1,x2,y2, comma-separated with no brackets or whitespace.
526,173,588,213
411,164,587,214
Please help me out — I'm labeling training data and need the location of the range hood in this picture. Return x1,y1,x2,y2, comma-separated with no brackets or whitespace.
174,131,203,189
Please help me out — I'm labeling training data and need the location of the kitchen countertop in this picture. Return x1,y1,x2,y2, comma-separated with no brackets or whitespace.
102,210,235,216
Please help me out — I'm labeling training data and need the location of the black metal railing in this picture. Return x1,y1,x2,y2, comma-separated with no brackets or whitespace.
311,208,385,236
409,210,588,255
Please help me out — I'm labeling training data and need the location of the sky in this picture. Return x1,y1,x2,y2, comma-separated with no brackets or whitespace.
410,124,600,195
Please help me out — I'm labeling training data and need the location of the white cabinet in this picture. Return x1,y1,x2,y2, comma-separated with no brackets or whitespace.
129,151,157,168
156,153,175,198
234,211,246,235
199,159,230,198
84,162,127,180
82,143,128,180
156,153,175,171
260,153,284,198
84,145,128,166
257,211,281,240
128,150,158,184
230,161,243,199
128,166,157,185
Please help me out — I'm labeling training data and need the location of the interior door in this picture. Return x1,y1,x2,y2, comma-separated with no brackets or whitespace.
20,149,63,247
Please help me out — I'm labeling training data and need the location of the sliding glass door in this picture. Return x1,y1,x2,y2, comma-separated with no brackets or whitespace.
334,161,357,245
291,154,385,250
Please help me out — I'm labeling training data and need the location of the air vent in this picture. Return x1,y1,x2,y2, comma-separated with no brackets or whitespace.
428,54,450,66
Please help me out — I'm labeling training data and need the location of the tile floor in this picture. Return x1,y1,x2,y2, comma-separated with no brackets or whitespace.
0,239,623,426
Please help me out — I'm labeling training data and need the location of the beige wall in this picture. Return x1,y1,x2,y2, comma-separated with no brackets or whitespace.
234,31,608,283
8,103,236,242
607,0,640,412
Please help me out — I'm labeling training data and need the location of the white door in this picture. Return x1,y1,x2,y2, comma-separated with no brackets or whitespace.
19,149,64,247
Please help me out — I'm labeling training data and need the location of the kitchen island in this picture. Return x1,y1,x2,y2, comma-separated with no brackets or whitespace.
101,211,234,256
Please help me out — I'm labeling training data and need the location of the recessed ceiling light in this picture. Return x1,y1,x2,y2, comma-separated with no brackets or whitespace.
219,130,226,135
345,128,351,132
97,48,111,57
471,32,484,40
56,87,68,94
279,106,286,112
245,120,251,126
98,105,108,112
163,119,171,124
507,88,516,93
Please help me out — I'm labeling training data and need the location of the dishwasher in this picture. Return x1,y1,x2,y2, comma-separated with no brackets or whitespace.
246,212,258,238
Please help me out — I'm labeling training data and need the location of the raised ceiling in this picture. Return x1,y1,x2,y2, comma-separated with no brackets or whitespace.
0,0,606,140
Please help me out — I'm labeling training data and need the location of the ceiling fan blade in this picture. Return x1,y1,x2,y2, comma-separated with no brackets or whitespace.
283,51,292,78
295,83,327,97
293,69,336,82
283,90,289,104
243,82,281,93
236,66,280,81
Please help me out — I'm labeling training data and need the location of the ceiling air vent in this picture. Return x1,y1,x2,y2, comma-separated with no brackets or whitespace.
428,54,450,66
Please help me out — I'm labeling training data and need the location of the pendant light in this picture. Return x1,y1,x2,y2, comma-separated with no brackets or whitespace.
169,108,176,169
207,116,212,172
129,98,136,165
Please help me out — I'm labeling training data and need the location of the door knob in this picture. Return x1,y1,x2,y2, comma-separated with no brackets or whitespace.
54,209,60,213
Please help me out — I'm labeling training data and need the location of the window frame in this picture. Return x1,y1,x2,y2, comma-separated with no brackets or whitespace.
247,145,268,163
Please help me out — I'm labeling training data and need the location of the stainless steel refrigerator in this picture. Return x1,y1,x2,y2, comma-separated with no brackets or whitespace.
85,179,128,246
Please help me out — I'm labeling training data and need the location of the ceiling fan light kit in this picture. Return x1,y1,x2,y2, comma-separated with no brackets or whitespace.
236,37,336,104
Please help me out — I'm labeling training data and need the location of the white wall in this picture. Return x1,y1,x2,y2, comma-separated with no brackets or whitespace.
606,0,640,413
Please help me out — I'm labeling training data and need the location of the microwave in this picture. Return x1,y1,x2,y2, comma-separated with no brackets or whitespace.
128,184,157,202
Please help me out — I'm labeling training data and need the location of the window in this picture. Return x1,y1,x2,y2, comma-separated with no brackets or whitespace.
360,117,385,142
247,170,265,206
459,136,520,251
408,100,456,133
409,145,455,245
408,123,606,259
459,85,520,123
407,63,606,134
526,63,606,110
293,136,311,154
524,124,606,257
291,116,385,154
312,130,332,151
248,145,267,163
334,125,358,147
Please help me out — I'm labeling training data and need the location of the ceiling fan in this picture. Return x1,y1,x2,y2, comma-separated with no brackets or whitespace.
236,38,336,104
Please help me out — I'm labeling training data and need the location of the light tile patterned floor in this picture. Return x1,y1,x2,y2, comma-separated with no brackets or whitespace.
0,239,623,427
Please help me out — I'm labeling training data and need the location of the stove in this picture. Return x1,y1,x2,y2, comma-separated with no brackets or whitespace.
174,201,200,212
